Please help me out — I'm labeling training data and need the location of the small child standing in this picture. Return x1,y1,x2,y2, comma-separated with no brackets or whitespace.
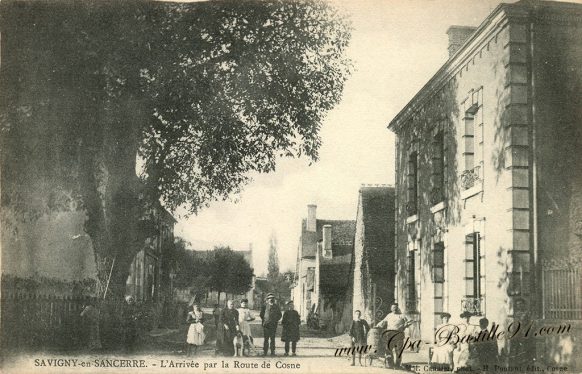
281,301,301,356
349,310,370,366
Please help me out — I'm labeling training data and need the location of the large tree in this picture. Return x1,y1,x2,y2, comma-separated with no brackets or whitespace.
0,0,351,314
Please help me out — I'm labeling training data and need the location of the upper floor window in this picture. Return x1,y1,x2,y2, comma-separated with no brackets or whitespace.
431,131,445,205
407,151,419,216
461,88,483,191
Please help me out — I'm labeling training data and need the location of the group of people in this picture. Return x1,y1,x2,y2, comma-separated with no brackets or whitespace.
348,304,501,371
348,304,413,368
189,293,301,357
431,311,498,372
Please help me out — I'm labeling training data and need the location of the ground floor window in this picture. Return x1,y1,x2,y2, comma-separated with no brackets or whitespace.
433,242,445,328
463,233,483,314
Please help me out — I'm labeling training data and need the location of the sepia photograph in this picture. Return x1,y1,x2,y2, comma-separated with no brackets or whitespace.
0,0,581,373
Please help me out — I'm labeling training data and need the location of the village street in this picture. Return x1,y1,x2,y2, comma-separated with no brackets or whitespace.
2,308,429,374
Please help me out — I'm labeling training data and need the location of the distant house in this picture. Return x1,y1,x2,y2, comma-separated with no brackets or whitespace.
351,185,396,325
126,204,176,303
292,204,355,332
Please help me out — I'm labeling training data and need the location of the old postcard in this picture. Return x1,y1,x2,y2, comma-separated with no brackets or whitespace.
1,0,581,373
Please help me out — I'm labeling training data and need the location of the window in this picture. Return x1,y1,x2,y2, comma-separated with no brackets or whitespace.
407,251,417,312
432,242,445,283
461,88,483,191
463,233,483,314
406,246,421,313
431,131,445,205
407,151,419,216
433,242,445,328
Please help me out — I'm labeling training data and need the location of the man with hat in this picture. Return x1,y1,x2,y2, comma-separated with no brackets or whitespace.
260,293,282,356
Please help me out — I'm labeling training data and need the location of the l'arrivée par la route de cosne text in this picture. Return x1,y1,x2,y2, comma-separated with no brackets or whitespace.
33,358,301,370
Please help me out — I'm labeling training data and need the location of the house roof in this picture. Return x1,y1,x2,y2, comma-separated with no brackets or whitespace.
388,1,582,133
300,219,355,258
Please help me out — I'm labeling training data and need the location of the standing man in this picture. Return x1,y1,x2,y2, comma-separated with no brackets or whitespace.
260,293,282,356
220,300,239,356
376,304,412,369
281,300,301,356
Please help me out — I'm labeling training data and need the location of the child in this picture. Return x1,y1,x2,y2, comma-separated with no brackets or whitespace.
281,300,300,356
186,303,206,356
349,310,370,366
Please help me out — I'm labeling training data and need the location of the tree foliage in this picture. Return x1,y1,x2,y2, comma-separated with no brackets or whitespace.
0,0,352,305
171,242,253,301
208,246,253,297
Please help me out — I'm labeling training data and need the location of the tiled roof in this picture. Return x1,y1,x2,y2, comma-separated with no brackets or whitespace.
300,219,355,258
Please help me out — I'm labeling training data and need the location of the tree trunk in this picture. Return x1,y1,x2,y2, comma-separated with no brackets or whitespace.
79,82,150,349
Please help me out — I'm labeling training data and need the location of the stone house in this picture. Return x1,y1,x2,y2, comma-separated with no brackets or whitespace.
126,204,176,303
351,185,396,325
292,204,355,330
388,0,582,367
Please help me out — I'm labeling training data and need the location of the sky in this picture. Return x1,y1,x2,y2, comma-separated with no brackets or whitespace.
175,0,511,275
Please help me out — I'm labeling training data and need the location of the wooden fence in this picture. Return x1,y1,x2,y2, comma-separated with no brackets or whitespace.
0,292,97,351
542,267,582,320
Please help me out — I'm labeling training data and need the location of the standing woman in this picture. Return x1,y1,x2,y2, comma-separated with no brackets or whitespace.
281,301,301,356
186,303,206,356
220,300,240,356
431,312,454,369
453,311,474,372
237,299,255,350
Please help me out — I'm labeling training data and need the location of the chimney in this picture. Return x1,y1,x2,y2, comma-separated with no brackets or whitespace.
323,225,332,258
446,26,477,57
307,204,317,232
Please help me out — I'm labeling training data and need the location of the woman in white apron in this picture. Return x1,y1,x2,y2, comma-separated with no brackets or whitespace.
431,312,454,369
453,311,474,371
237,299,255,349
186,303,206,356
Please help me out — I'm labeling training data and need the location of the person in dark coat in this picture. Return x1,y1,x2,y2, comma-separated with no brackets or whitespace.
349,310,370,366
260,293,282,356
474,317,497,370
213,303,223,355
281,300,300,356
122,295,138,353
220,300,239,356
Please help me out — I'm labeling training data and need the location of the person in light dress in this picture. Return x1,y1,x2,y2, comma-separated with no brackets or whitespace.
186,303,206,356
431,312,454,370
237,298,255,350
